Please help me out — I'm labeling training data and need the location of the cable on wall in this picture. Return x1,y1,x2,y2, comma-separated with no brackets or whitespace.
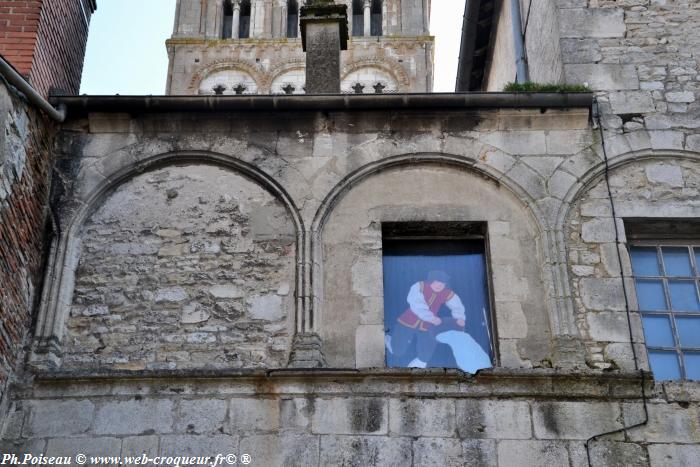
584,98,649,467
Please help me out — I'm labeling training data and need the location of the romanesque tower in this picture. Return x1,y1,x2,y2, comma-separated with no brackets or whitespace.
166,0,433,94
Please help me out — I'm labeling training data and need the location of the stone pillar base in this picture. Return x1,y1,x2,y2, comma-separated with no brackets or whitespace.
288,332,327,368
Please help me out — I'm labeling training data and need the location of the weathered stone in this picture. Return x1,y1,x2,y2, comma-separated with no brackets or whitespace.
155,287,189,303
565,64,639,90
177,399,227,434
93,399,174,435
648,443,700,467
240,434,320,466
247,294,283,321
209,285,244,299
579,278,627,311
312,398,387,435
456,400,532,439
121,436,159,458
319,436,412,467
159,435,238,457
497,440,569,467
558,8,626,38
24,400,94,438
412,438,465,467
666,91,695,103
645,163,684,187
532,401,623,440
45,437,122,466
389,398,456,437
609,91,656,114
229,398,279,433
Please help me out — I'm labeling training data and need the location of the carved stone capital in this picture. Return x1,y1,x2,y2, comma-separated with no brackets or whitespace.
288,332,327,368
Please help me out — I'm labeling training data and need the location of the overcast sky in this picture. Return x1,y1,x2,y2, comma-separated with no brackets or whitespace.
80,1,462,95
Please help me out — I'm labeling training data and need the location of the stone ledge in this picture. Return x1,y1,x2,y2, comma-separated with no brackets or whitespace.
17,368,652,400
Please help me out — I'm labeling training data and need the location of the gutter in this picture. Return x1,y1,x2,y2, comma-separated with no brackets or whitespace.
51,92,593,115
0,55,66,122
456,0,482,92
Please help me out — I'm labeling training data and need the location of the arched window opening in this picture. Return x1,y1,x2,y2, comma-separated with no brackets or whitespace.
287,0,299,38
370,0,382,36
240,0,251,39
223,0,234,38
352,0,364,36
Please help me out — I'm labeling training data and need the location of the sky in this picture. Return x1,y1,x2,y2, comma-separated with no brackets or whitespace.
80,1,463,95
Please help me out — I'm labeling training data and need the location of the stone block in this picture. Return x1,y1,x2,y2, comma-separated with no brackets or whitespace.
312,398,387,435
176,399,228,434
481,131,547,155
589,441,648,467
579,278,627,311
666,91,695,103
629,403,700,443
121,436,159,458
159,435,238,457
239,434,320,467
412,438,465,467
247,294,283,321
497,440,569,467
462,439,498,467
93,399,174,435
456,400,532,439
558,8,625,38
388,398,456,437
209,285,244,299
648,443,700,467
319,436,412,467
355,324,385,368
229,398,280,433
279,398,312,430
24,400,94,438
581,218,617,243
560,38,602,64
587,312,633,343
645,163,684,187
686,134,700,152
565,64,639,91
649,131,685,151
532,401,622,440
45,437,122,466
154,287,188,303
609,91,655,114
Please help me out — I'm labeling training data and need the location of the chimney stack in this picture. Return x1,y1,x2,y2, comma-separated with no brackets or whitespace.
300,0,348,94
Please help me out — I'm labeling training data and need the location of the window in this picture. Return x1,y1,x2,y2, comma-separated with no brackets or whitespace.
370,0,382,36
287,0,299,38
382,223,494,373
631,243,700,381
352,0,364,36
239,0,251,39
222,0,234,38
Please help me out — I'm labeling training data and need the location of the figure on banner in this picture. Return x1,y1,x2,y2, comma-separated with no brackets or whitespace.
385,270,492,373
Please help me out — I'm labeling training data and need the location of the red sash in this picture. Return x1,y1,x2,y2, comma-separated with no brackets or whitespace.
397,281,455,331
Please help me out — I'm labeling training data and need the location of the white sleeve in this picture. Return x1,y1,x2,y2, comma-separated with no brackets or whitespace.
446,293,466,321
407,282,435,321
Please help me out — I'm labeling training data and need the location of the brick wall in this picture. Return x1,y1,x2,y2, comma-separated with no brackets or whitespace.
0,0,95,97
0,80,56,403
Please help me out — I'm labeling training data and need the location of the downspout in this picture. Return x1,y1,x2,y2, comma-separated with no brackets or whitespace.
510,0,529,83
0,56,66,122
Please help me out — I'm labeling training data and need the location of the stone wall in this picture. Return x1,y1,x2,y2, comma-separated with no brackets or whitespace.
63,165,296,371
1,372,698,466
0,80,56,404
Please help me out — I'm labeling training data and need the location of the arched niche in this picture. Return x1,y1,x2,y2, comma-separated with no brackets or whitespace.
341,66,398,94
60,164,298,371
270,68,306,94
198,69,259,95
318,162,551,368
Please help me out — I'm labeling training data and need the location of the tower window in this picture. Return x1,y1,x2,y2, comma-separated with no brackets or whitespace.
352,0,363,37
371,0,382,36
223,0,233,38
240,0,251,39
287,0,299,38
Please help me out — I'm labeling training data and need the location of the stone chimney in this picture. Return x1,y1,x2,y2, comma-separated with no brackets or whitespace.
299,0,348,94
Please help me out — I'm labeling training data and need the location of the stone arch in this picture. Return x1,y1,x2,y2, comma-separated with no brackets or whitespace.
559,149,700,371
341,58,410,92
269,61,306,94
309,153,555,368
33,151,305,370
189,60,266,94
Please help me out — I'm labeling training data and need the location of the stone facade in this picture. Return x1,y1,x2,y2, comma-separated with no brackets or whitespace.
166,0,433,94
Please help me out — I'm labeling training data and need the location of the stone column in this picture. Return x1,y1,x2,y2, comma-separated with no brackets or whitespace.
300,1,349,94
232,0,241,38
363,0,371,36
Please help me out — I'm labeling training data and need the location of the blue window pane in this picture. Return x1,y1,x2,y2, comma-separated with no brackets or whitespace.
683,353,700,381
669,280,700,311
677,317,700,348
642,315,675,347
662,247,693,276
648,351,681,380
695,248,700,277
630,247,660,276
635,279,667,311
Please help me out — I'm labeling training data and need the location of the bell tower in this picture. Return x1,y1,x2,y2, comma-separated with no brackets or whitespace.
166,0,433,95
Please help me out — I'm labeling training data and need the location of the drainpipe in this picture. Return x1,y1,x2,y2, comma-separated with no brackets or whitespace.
0,56,66,122
510,0,529,83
